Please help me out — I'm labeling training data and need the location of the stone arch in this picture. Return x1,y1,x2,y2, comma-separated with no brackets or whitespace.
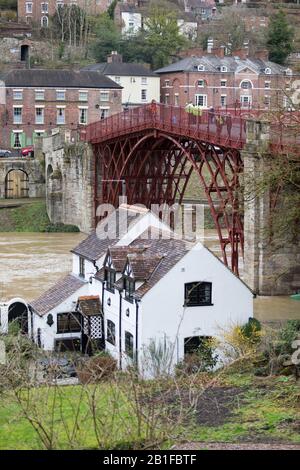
5,168,29,199
7,298,28,334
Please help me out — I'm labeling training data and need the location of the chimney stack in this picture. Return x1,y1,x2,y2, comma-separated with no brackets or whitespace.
107,51,123,64
211,46,225,58
232,48,248,60
254,49,269,61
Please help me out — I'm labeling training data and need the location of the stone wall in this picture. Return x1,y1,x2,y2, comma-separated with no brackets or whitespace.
43,132,94,233
243,120,300,295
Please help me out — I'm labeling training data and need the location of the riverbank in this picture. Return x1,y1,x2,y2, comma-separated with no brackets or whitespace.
0,200,79,233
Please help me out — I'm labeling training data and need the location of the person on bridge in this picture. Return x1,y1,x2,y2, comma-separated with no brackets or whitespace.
150,99,158,123
226,114,232,138
216,115,224,138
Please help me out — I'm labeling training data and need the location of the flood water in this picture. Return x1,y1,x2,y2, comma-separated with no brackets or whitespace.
0,231,299,322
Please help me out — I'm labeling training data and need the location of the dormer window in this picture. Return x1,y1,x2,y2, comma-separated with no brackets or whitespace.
285,68,292,76
221,66,227,73
265,67,271,75
105,268,116,292
124,277,135,302
198,64,205,72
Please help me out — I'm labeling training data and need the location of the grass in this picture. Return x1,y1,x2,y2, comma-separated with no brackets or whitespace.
0,369,299,449
0,201,79,233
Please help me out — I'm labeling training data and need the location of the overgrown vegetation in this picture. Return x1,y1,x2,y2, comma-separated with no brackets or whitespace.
0,201,79,233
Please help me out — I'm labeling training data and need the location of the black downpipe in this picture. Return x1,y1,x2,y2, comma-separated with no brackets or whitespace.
135,300,140,369
119,291,122,370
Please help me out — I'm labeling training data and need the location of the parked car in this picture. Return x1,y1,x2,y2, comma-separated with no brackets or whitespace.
21,145,34,157
0,149,12,158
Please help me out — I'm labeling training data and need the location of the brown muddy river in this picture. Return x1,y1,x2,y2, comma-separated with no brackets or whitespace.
0,231,299,322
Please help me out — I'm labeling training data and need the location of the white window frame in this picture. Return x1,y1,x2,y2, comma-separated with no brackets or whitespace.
41,15,48,27
141,77,147,85
35,106,44,125
100,107,109,120
221,66,227,73
13,105,23,124
141,89,147,101
56,106,65,125
41,2,48,13
114,76,121,84
35,89,45,101
220,95,227,107
12,130,23,148
265,67,272,75
197,64,205,72
195,94,207,108
78,106,88,125
25,2,33,13
240,80,253,90
264,81,271,89
79,90,88,102
174,93,179,107
100,91,109,102
13,89,23,100
56,89,66,101
197,80,204,88
220,80,227,88
240,95,252,108
164,93,170,105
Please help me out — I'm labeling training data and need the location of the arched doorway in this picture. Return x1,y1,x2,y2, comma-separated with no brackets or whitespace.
5,169,29,199
20,44,29,63
8,301,28,334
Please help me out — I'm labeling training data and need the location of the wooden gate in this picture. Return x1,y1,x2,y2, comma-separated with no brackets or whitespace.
5,170,29,199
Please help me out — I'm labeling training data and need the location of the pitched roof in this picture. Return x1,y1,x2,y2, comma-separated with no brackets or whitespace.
126,254,163,281
1,69,122,89
82,62,158,77
77,295,102,316
30,274,86,316
155,55,287,75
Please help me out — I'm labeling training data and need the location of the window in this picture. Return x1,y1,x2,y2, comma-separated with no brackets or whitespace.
56,90,65,101
240,95,251,108
41,2,48,13
125,331,134,358
264,81,271,89
265,67,271,75
130,77,136,83
221,65,227,72
174,93,179,107
56,1,63,7
100,91,109,102
56,107,65,124
197,80,204,87
105,268,116,292
41,15,48,27
100,108,109,120
107,320,116,345
79,107,88,125
57,312,81,333
26,2,32,13
55,338,81,352
240,80,252,90
13,107,22,124
13,131,22,148
35,89,45,100
220,95,226,107
164,94,169,105
79,256,85,278
165,80,170,87
141,77,147,85
264,95,270,107
13,89,23,100
197,64,205,71
195,94,207,107
220,80,227,88
35,107,44,124
79,91,88,102
114,76,121,84
141,89,147,101
124,277,135,302
184,281,212,307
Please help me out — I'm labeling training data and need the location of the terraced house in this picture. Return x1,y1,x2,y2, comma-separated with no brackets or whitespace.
0,69,122,149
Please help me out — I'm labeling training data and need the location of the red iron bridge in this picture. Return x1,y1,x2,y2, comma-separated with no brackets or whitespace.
81,103,300,275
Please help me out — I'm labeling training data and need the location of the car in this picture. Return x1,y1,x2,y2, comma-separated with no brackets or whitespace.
0,149,12,158
21,145,34,157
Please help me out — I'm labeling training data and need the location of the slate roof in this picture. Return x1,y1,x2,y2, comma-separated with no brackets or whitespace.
82,62,158,77
30,274,86,316
1,69,122,89
71,205,150,262
155,55,287,75
77,295,102,316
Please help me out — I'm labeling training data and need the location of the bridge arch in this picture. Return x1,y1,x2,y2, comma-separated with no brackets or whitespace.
94,130,243,273
5,169,29,199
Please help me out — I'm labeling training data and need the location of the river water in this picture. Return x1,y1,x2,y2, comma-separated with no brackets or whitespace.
0,231,299,322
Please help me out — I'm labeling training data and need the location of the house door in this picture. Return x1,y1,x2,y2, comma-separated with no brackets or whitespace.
5,170,29,199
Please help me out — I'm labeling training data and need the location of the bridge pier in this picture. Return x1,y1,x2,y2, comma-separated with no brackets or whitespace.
243,121,300,295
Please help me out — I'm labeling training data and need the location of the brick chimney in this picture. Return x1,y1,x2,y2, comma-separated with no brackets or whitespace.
254,49,269,61
211,46,225,58
179,47,204,58
107,51,123,64
232,48,248,60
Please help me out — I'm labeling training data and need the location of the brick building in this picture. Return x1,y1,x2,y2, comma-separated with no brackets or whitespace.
0,69,122,149
155,49,295,111
17,0,112,27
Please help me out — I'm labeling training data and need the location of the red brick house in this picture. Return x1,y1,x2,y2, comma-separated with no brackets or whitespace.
17,0,111,27
0,69,122,149
155,49,295,111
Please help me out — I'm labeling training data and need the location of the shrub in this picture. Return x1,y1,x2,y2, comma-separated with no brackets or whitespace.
76,352,117,384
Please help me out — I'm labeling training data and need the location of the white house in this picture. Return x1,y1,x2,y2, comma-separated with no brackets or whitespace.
83,52,160,108
23,204,254,376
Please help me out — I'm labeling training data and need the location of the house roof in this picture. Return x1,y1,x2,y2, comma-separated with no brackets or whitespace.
71,204,151,262
1,69,122,89
82,62,158,77
77,295,102,316
30,274,86,316
155,55,287,75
